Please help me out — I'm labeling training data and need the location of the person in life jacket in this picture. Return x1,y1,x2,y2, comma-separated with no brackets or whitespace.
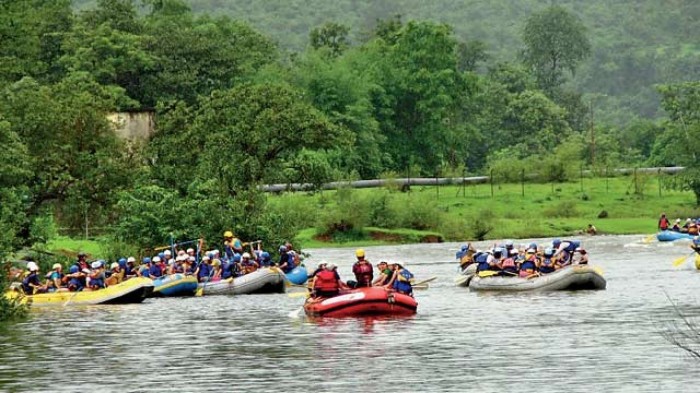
474,251,490,273
149,256,164,278
105,262,123,286
124,257,137,279
195,256,213,282
223,231,243,259
46,263,64,292
385,263,414,296
690,236,700,255
277,245,292,272
88,261,106,290
210,259,223,281
22,262,47,295
64,264,86,292
240,252,259,274
658,213,670,231
552,239,580,265
672,219,682,232
138,257,151,278
259,251,272,267
688,220,699,236
539,248,556,274
456,244,476,271
487,248,504,272
312,262,347,298
352,249,373,287
308,262,327,280
372,261,394,286
519,248,539,278
574,247,589,264
501,249,518,276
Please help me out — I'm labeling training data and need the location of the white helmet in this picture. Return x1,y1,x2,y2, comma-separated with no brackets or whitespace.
326,263,337,270
27,262,38,272
153,256,161,263
110,262,119,270
186,248,194,254
91,261,102,269
242,252,251,259
164,250,172,256
127,257,136,263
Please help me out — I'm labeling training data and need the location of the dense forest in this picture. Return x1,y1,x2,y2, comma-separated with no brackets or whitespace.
73,0,700,125
1,0,699,261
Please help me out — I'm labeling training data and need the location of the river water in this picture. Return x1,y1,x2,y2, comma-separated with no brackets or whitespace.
0,235,698,392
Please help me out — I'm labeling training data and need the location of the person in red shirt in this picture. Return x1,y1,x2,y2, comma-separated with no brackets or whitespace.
658,213,670,231
352,249,373,287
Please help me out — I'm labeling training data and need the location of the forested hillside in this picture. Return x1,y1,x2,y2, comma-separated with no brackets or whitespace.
74,0,700,124
2,0,699,256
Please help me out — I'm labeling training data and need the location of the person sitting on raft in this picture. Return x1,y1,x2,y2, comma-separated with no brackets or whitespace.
385,263,414,296
352,249,374,288
308,262,327,280
149,256,164,278
312,262,347,298
519,248,539,278
574,247,589,264
210,259,222,281
45,263,64,292
690,236,700,255
539,248,556,274
372,261,393,286
487,247,505,273
501,249,518,276
671,219,682,232
688,219,699,235
552,239,580,265
64,264,86,292
474,250,490,273
195,256,212,282
105,262,123,286
88,261,106,290
240,252,259,274
456,244,475,271
22,262,47,295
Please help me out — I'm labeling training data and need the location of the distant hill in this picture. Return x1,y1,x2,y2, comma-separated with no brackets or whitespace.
72,0,700,124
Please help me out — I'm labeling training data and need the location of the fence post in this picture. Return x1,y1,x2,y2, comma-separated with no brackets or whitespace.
490,169,494,198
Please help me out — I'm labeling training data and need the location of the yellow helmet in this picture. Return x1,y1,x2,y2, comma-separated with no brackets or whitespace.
212,259,221,267
355,249,365,258
223,231,233,238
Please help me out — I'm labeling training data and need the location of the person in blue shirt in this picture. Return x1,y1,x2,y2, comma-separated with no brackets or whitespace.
65,265,86,292
149,256,163,278
195,256,213,282
22,262,47,294
88,261,106,290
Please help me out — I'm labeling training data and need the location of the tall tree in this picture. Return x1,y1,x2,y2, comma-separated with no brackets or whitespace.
521,6,591,93
310,22,350,57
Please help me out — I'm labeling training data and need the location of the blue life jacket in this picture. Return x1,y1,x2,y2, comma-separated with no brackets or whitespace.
149,264,162,278
68,277,84,291
221,261,232,279
198,263,211,280
520,260,536,272
91,277,105,288
475,253,490,272
393,269,413,293
539,257,555,273
563,240,580,253
224,245,235,261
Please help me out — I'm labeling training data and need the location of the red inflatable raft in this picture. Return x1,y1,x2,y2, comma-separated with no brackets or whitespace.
304,287,418,317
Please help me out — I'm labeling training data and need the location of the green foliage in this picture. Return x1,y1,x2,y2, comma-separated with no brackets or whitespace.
521,5,591,92
310,22,350,57
29,211,59,245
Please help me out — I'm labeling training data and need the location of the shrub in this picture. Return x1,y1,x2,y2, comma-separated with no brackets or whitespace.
543,200,579,218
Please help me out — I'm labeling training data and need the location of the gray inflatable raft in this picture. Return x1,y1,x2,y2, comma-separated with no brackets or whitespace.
468,265,606,292
198,268,286,296
454,264,477,287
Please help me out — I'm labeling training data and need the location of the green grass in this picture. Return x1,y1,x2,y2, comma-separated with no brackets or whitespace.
46,236,104,258
276,175,700,247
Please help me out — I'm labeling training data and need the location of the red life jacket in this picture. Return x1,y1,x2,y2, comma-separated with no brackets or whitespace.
314,270,339,292
353,262,373,286
659,217,669,230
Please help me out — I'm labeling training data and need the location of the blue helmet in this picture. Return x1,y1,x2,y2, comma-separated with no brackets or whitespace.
694,236,700,246
233,254,241,263
528,242,537,250
505,240,514,248
69,265,79,274
460,245,468,251
158,252,165,259
261,251,270,260
279,245,287,253
142,257,151,264
552,239,562,247
118,258,127,268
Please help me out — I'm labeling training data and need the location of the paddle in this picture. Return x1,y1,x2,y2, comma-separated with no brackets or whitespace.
477,270,499,278
288,291,310,298
195,266,216,297
413,276,437,286
63,290,81,307
642,234,655,244
673,252,695,267
454,275,470,286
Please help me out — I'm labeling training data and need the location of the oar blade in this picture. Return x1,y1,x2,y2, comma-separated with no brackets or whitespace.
673,255,689,267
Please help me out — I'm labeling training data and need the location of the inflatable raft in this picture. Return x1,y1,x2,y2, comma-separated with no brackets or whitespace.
304,287,417,317
198,267,286,296
695,255,700,270
468,265,606,292
285,265,308,285
657,230,695,242
152,274,198,297
454,264,477,287
5,277,154,307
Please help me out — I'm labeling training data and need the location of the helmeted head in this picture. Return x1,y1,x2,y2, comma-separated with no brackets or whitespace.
509,249,518,256
261,251,270,260
544,248,554,257
233,254,241,263
505,240,514,249
224,231,233,239
77,252,87,260
153,256,161,263
212,259,221,267
142,257,151,265
127,257,136,265
164,250,172,257
69,265,79,274
528,242,537,250
110,262,119,270
460,245,468,252
493,247,503,258
91,261,103,269
186,248,195,255
526,248,536,254
355,249,365,259
202,256,211,263
158,252,165,260
52,263,62,271
576,247,587,255
552,239,562,248
242,252,251,260
326,263,337,271
279,245,287,254
318,260,328,269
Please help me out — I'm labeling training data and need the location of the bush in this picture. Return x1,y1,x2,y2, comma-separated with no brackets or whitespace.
543,200,579,218
469,209,495,240
30,210,58,245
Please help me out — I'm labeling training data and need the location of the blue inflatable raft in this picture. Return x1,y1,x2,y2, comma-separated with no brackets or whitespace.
152,274,199,297
285,266,308,285
657,230,695,242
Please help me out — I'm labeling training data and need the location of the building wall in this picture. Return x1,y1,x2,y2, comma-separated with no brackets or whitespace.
107,111,155,141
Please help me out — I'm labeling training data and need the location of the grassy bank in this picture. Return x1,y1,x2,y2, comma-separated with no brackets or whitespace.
269,175,699,248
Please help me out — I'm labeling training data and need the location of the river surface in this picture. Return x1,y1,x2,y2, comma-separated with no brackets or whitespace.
1,235,699,392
